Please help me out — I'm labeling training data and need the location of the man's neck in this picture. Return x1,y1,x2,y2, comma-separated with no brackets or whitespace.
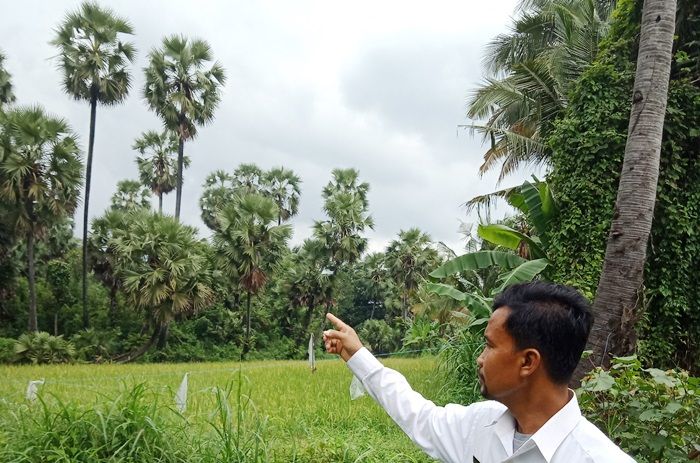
504,385,571,435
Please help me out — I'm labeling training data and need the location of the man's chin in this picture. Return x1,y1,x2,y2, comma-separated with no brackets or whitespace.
478,376,490,399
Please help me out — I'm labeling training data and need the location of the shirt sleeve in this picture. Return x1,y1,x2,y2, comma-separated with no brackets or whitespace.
347,347,480,462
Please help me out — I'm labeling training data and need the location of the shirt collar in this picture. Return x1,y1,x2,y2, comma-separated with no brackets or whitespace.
484,390,583,462
530,390,582,461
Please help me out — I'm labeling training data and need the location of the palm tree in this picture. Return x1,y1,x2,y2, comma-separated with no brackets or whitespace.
52,2,135,329
385,228,440,320
577,0,678,380
233,163,265,194
133,130,185,214
466,0,613,182
0,106,83,332
0,50,15,110
88,209,126,321
110,179,152,211
313,168,374,269
200,170,236,231
214,193,291,358
111,212,215,360
144,35,225,220
264,167,301,225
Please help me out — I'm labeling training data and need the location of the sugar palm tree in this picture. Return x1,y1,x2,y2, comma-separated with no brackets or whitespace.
233,163,265,194
385,228,440,320
264,167,301,225
466,0,613,182
314,168,373,269
214,193,291,358
52,2,135,329
111,212,215,360
0,106,83,332
0,50,15,110
110,179,151,211
200,170,236,231
133,130,185,214
88,209,126,321
144,35,225,220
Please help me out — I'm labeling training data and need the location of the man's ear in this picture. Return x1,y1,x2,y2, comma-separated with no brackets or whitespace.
519,349,541,378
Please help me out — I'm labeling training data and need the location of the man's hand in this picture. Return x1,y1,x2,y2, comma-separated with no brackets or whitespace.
323,313,363,362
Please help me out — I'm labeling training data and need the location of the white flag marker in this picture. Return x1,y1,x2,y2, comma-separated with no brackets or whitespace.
175,373,189,413
26,379,45,401
308,334,316,373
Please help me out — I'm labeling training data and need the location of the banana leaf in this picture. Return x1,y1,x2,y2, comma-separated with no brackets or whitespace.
429,250,526,278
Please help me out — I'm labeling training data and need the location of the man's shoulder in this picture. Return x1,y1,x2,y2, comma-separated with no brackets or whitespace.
444,399,507,423
568,417,636,462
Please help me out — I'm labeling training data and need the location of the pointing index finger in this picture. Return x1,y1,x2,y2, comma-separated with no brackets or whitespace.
326,313,348,330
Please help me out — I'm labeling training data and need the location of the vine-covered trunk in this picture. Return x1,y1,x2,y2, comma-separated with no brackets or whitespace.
174,119,186,220
574,0,677,382
26,230,37,332
82,95,98,329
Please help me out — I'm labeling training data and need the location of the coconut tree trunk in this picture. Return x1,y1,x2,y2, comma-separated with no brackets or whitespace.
27,230,37,332
573,0,677,383
82,94,98,329
174,119,186,221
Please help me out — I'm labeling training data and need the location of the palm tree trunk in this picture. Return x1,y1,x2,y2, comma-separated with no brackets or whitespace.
82,95,98,329
156,321,169,349
27,230,37,332
174,120,185,220
114,324,160,363
158,192,163,214
243,290,252,359
573,0,677,383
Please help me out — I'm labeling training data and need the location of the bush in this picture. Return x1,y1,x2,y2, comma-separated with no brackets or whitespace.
578,355,700,462
14,331,75,364
0,337,15,363
357,319,402,355
70,328,119,362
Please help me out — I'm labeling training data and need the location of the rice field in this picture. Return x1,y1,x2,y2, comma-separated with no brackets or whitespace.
0,356,440,462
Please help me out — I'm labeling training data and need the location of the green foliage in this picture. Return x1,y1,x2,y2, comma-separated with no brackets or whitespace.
578,356,700,462
547,0,700,371
0,383,195,462
14,331,76,364
357,319,402,355
435,323,484,406
0,337,15,363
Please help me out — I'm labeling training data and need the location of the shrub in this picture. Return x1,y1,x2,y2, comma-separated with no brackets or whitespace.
357,319,402,355
0,337,15,363
578,355,700,462
14,331,75,364
70,328,118,362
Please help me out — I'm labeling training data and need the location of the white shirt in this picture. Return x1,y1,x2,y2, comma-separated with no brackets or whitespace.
347,347,635,463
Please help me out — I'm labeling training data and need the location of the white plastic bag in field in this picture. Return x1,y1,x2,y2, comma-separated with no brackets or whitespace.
349,375,367,400
308,334,316,372
175,373,188,413
26,379,44,401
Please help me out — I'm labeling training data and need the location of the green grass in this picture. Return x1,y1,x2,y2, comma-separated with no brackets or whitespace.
0,357,440,462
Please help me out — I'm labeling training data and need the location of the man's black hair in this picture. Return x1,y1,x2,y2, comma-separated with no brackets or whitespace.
493,281,593,384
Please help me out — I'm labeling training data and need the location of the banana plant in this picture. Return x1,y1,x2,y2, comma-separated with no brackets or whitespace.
425,250,549,321
466,177,558,260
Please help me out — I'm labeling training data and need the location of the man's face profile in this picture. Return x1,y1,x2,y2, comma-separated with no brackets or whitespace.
476,307,523,401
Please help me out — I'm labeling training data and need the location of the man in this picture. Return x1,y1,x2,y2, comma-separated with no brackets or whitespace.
323,281,634,462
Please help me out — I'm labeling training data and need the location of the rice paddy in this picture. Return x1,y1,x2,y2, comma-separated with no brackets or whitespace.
0,356,440,462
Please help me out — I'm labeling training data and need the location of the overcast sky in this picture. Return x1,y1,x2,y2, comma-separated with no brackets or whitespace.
2,0,529,254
